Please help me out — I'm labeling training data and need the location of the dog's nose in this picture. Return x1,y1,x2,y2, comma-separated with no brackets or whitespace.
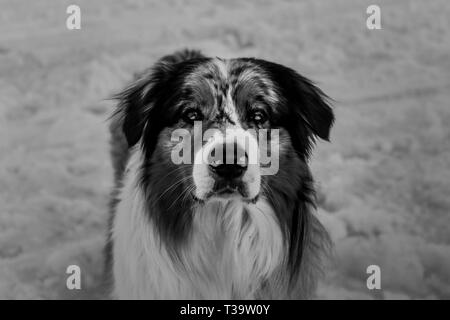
209,142,248,180
210,162,247,180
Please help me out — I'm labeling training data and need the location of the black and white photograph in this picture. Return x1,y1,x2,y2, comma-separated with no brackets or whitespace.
0,0,449,303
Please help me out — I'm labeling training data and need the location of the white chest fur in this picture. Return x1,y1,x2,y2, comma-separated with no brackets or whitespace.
112,151,284,299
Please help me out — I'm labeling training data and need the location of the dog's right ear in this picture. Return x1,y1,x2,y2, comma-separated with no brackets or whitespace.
112,49,205,148
112,63,170,148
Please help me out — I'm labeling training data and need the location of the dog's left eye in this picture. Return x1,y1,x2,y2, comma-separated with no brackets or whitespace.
249,110,268,125
182,109,203,123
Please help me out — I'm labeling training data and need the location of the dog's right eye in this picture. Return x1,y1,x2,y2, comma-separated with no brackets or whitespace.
182,109,203,123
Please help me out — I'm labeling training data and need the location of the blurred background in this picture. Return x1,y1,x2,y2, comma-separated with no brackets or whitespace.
0,0,449,299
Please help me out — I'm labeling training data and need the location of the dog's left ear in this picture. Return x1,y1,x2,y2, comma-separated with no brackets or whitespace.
287,72,334,141
253,60,334,141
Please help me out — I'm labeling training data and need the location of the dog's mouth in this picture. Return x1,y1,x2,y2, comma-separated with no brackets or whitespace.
191,184,259,204
216,185,239,195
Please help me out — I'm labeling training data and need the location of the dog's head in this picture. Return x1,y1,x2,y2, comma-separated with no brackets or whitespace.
114,50,333,279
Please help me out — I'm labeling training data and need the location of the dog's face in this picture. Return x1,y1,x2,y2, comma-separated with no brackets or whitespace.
116,52,333,247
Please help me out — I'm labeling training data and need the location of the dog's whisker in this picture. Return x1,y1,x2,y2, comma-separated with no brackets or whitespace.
155,174,192,202
167,184,193,211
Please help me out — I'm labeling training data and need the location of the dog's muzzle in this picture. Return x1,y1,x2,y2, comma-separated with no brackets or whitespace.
208,141,248,196
192,128,261,202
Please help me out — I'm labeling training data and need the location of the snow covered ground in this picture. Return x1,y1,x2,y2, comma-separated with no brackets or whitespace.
0,0,449,299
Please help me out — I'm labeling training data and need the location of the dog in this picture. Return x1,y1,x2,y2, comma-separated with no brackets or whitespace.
106,49,334,299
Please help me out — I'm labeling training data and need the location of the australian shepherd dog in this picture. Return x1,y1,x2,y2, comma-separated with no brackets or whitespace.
106,49,334,299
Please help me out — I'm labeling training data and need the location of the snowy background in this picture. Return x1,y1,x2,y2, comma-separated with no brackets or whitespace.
0,0,449,299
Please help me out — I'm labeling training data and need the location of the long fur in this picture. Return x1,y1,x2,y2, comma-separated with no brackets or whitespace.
106,49,333,299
